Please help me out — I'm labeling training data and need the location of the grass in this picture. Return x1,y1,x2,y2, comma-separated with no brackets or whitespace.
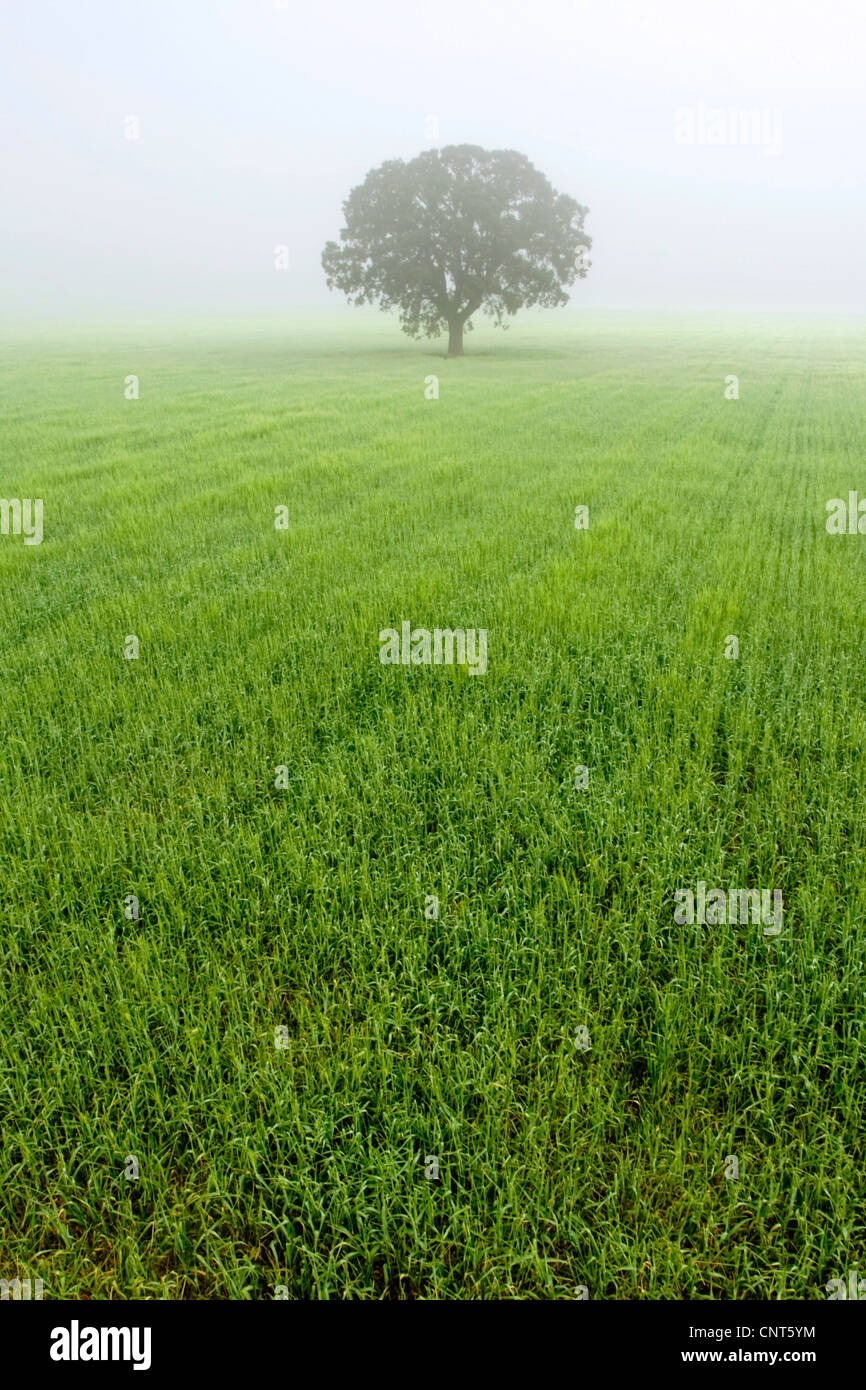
0,310,864,1299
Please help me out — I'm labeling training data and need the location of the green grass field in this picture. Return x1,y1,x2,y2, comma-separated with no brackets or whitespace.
1,312,864,1299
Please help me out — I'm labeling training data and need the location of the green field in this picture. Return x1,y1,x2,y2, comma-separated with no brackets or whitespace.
1,312,864,1299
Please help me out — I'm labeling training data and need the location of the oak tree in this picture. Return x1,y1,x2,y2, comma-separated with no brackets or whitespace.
322,145,591,356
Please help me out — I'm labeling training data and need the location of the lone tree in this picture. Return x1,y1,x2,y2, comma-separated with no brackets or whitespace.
322,145,591,356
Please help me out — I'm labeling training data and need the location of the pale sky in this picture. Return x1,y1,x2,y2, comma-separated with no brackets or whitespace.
1,0,863,316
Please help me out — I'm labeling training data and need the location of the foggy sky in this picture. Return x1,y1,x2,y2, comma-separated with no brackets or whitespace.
1,0,863,318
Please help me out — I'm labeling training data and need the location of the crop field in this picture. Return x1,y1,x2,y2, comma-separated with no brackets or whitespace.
1,312,864,1299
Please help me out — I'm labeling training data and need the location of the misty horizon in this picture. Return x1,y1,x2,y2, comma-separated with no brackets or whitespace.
1,0,864,322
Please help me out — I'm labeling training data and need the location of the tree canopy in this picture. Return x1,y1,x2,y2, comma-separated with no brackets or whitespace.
322,145,591,355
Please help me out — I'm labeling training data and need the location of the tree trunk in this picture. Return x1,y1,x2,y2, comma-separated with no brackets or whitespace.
446,318,464,356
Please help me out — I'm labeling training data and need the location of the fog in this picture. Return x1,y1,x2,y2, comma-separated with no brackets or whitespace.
1,0,863,318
